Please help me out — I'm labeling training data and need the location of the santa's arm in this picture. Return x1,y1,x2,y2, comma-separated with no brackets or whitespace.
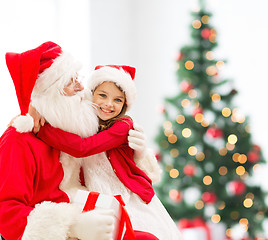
0,136,80,240
37,118,133,158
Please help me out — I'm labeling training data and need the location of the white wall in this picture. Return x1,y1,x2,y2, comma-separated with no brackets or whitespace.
89,0,268,162
1,0,268,161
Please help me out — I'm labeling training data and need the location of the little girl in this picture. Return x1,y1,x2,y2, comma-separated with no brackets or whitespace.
36,65,182,240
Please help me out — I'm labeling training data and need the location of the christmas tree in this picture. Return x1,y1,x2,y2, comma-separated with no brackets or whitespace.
155,2,267,239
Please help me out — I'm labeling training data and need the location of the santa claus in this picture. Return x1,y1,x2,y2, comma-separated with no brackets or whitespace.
0,42,161,240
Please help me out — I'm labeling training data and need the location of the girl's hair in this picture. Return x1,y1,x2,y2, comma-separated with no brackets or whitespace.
93,82,130,132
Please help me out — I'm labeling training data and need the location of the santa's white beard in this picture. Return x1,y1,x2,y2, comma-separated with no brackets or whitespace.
31,89,99,137
32,88,101,200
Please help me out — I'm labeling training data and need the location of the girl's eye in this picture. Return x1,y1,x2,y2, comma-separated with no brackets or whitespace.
115,98,122,103
99,94,106,98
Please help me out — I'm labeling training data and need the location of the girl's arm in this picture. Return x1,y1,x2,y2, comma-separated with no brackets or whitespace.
36,118,133,158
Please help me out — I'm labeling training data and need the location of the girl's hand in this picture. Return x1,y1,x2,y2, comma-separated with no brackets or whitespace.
128,122,146,160
28,104,46,133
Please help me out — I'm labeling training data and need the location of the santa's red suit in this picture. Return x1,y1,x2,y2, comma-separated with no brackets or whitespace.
0,127,78,239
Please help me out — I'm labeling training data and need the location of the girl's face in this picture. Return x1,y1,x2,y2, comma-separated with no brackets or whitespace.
93,81,125,121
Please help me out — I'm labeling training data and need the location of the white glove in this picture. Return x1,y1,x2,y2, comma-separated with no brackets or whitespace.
69,209,115,240
128,123,162,184
128,122,146,160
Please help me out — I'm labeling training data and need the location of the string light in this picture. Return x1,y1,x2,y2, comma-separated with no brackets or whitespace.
206,51,214,60
253,164,260,172
196,152,205,161
195,200,204,209
226,229,231,238
216,61,225,69
231,108,245,123
203,175,212,185
232,153,240,162
164,129,173,137
188,146,197,156
243,198,253,208
181,99,190,108
188,89,197,98
170,148,179,158
201,120,209,127
245,192,254,200
238,154,247,164
185,60,194,70
222,107,231,117
236,166,245,176
239,218,249,226
176,115,185,124
201,15,210,24
182,128,192,138
163,121,172,129
219,147,227,156
228,134,238,144
168,134,178,144
226,143,235,151
206,66,217,76
218,201,225,210
195,113,204,123
192,20,201,29
209,29,217,43
170,168,179,178
219,166,227,175
211,93,221,102
211,214,221,223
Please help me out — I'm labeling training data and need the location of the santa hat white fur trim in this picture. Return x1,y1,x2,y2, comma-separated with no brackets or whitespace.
12,114,34,133
88,66,137,111
32,51,82,97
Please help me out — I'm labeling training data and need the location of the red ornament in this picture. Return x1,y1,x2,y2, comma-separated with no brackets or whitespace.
228,180,246,196
206,127,224,138
247,151,260,163
158,105,166,114
180,81,194,93
201,28,211,39
169,189,183,203
253,144,261,152
192,107,203,117
183,164,196,176
176,52,184,61
155,152,162,162
201,192,217,204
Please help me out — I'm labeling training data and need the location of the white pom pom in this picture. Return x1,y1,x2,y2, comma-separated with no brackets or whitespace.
12,114,34,133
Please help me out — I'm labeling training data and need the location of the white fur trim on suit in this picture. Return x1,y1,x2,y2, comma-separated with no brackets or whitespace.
12,114,34,133
32,52,82,97
88,66,137,111
22,201,80,240
135,149,162,184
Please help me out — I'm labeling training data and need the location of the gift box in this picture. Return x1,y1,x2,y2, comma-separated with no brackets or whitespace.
73,190,135,240
178,217,226,240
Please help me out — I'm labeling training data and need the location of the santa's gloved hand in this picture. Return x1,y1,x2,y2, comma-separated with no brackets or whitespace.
69,209,115,240
128,122,146,161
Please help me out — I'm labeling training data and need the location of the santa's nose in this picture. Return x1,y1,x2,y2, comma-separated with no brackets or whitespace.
74,80,84,92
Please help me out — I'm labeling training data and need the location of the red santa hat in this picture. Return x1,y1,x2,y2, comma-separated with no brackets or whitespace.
6,41,82,115
88,65,137,111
